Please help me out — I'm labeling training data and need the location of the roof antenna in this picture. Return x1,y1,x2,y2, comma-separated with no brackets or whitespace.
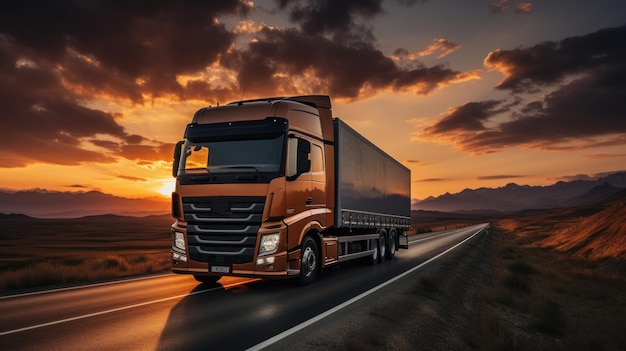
238,88,246,106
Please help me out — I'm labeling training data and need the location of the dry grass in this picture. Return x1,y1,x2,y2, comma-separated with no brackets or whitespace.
0,214,172,292
473,218,626,350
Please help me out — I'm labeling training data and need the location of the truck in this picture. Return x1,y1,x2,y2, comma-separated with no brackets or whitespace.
170,95,411,285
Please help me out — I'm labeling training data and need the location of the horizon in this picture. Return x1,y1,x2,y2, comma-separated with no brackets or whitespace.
1,168,625,202
1,1,625,200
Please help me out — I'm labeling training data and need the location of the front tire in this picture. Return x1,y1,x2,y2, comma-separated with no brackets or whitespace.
299,236,319,286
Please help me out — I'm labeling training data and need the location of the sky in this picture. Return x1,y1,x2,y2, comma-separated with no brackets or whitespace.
0,0,625,201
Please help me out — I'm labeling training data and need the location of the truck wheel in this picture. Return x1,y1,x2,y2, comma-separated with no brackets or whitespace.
386,229,397,259
299,236,319,285
368,237,379,265
378,231,387,263
194,275,221,285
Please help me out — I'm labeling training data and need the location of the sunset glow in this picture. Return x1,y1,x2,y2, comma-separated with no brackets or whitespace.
1,1,625,202
157,180,176,197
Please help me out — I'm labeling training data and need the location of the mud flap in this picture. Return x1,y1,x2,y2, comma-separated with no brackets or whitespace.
399,232,409,249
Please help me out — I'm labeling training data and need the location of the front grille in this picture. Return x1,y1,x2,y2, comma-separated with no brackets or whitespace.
184,196,265,264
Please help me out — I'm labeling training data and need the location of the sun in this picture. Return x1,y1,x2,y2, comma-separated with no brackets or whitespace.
157,179,176,197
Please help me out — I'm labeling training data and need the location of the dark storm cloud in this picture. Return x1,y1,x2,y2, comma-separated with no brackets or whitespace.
277,0,383,39
0,0,248,167
422,100,503,135
1,0,468,167
419,25,626,153
222,27,464,99
0,41,176,167
0,0,246,101
485,25,626,92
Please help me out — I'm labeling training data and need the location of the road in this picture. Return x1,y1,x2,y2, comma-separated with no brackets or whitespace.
0,223,489,351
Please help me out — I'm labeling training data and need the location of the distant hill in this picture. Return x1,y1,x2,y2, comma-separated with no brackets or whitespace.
413,171,626,212
540,189,626,262
0,190,170,218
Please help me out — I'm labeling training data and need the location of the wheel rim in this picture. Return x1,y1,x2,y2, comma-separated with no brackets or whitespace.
302,246,316,277
389,231,396,256
372,239,378,260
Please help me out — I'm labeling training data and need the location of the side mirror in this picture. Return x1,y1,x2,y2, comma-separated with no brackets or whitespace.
172,141,184,177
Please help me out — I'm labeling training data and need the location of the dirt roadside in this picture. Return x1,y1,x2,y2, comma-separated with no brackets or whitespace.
268,227,495,350
268,224,626,351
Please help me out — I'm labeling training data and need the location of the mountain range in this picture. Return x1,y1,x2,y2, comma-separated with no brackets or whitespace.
413,171,626,212
0,190,170,218
3,171,626,218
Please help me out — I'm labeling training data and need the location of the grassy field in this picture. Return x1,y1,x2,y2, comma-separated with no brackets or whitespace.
0,214,173,292
468,216,626,350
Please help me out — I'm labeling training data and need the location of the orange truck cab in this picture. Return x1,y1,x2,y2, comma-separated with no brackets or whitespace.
171,95,410,285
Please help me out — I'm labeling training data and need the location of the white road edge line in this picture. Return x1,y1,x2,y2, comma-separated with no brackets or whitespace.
0,279,260,336
0,272,174,300
246,224,489,351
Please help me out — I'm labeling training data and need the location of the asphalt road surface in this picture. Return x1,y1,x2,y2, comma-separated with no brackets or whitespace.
0,223,489,350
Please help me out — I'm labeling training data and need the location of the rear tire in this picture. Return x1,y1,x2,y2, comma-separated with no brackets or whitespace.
193,275,221,284
299,236,319,286
368,237,379,265
386,229,397,259
378,230,387,263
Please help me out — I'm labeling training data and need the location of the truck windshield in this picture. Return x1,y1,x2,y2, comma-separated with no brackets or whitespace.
181,135,284,175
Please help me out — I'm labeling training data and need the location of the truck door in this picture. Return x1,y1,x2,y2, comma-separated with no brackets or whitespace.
310,142,326,207
285,136,313,219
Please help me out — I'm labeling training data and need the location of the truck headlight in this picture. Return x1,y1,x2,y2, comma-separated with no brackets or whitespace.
259,233,280,255
173,231,186,251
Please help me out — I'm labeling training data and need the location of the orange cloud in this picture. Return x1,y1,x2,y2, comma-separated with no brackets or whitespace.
416,38,461,58
515,2,533,13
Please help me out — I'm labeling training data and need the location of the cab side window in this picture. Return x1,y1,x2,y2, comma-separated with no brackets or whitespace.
311,144,324,173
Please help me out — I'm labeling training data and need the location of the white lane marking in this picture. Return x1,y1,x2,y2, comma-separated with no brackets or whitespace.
247,224,489,351
0,272,174,300
409,224,487,244
0,279,260,336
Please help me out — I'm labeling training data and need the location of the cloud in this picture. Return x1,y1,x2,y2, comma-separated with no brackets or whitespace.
515,2,533,13
484,25,625,92
582,153,626,159
394,39,460,61
0,52,175,167
417,25,626,154
404,159,424,165
0,1,477,168
489,1,533,14
415,178,447,182
489,0,509,13
0,1,250,102
417,38,460,58
0,1,252,168
117,175,148,182
476,175,525,180
222,26,470,99
277,0,385,41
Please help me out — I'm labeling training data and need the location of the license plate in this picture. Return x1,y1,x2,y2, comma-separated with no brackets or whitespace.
210,265,230,273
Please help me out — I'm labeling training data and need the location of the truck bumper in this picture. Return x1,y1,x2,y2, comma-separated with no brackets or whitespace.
172,250,300,279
